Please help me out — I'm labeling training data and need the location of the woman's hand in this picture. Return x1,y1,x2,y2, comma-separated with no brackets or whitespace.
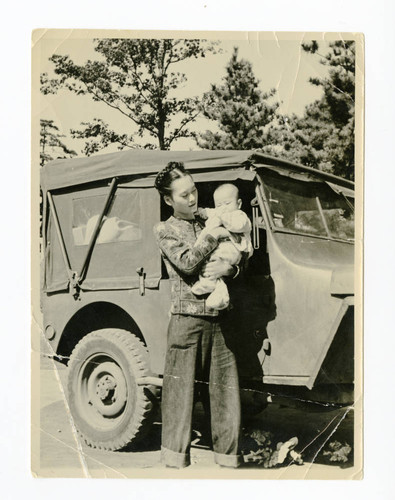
201,256,234,280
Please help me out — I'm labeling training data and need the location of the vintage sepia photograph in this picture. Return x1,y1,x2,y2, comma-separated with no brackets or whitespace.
31,30,363,479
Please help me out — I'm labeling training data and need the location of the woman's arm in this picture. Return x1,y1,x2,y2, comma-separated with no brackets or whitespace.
201,256,237,280
154,222,219,276
194,225,231,246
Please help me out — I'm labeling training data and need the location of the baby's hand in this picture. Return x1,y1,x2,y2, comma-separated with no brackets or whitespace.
205,215,222,230
214,205,228,218
198,207,208,218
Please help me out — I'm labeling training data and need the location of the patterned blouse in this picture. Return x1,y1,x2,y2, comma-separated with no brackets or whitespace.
154,212,221,316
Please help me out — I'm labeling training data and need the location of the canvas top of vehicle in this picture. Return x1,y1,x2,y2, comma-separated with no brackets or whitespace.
41,149,354,193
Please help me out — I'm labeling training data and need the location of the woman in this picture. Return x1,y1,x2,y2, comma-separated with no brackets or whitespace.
154,161,243,469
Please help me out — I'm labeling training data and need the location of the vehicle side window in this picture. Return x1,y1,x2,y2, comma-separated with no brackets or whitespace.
46,185,161,290
262,174,354,241
72,191,142,246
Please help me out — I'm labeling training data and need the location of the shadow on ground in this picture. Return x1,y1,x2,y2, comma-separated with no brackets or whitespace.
122,400,354,469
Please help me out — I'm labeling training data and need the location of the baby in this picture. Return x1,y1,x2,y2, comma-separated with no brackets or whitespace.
192,183,253,310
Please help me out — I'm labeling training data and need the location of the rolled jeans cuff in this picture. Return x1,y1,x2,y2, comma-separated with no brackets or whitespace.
214,452,243,468
161,446,190,468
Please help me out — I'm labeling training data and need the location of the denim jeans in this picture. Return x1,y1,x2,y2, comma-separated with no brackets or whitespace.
161,313,242,468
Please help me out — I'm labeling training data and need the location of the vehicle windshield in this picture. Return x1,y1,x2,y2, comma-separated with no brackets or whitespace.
260,173,354,241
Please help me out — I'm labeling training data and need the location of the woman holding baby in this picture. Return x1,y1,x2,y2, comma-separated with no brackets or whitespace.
154,161,250,469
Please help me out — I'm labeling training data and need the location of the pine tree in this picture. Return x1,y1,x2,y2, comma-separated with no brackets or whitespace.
197,47,278,150
261,41,355,180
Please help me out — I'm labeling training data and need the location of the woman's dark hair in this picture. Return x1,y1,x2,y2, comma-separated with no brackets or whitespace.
154,161,191,197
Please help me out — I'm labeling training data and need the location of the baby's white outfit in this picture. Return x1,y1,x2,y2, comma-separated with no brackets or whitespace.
191,208,253,310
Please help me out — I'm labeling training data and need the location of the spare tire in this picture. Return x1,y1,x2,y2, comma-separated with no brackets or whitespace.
67,328,156,450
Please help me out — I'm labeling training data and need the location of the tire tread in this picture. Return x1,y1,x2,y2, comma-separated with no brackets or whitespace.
67,328,155,451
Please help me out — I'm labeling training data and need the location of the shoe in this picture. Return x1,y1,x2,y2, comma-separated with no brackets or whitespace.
277,437,298,464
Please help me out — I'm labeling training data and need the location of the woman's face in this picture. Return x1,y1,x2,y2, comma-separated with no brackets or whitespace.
164,175,198,219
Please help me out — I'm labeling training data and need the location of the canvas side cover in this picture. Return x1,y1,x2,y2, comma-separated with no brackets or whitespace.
45,183,161,292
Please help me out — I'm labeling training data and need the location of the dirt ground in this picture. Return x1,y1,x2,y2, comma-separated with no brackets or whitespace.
33,350,357,479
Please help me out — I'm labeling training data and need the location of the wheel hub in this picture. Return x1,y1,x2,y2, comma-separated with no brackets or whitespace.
83,360,128,418
96,375,117,401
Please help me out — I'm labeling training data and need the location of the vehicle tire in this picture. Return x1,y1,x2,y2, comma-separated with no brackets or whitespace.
67,328,156,451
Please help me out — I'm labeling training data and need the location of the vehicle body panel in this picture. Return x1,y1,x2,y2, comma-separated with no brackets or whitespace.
260,229,353,387
41,285,171,373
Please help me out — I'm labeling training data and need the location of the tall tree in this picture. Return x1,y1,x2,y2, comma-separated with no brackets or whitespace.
41,39,218,152
40,119,77,166
196,47,278,150
261,41,355,180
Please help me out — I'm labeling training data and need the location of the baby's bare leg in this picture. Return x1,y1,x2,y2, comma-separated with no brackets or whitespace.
206,279,230,310
191,276,217,295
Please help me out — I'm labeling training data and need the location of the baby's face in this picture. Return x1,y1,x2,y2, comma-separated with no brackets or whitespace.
213,186,241,213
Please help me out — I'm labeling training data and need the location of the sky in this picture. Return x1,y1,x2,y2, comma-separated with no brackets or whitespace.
37,32,331,154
